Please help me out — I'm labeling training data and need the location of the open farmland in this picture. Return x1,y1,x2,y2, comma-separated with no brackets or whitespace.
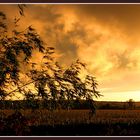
16,109,140,125
1,109,140,136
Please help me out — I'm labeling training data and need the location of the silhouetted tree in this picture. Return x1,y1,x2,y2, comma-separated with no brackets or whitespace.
127,99,135,110
0,5,101,113
0,5,45,100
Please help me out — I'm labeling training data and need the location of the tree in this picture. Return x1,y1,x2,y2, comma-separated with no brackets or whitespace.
0,5,101,114
0,5,45,100
127,99,135,110
27,57,101,113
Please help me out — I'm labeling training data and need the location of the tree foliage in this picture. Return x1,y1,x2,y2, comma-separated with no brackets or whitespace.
0,6,45,100
0,5,101,112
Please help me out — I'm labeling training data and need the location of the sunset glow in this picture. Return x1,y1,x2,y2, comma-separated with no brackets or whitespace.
1,4,140,101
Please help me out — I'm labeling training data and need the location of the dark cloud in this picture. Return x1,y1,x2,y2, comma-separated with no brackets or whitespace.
108,50,138,71
23,5,82,66
74,5,140,35
1,4,140,100
29,5,61,23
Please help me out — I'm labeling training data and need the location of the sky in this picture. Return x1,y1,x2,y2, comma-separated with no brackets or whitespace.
1,4,140,101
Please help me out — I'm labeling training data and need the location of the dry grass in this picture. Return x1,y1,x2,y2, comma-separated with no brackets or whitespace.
1,109,140,126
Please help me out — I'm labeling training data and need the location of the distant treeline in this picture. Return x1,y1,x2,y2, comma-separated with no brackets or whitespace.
0,100,93,110
0,100,138,110
96,101,136,110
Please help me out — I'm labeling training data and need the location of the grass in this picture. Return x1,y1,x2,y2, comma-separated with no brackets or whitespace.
1,109,140,135
1,109,140,125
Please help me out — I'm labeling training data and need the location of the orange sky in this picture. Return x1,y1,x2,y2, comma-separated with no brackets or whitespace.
1,4,140,101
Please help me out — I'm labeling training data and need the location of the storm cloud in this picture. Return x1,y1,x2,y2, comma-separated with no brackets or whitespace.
1,4,140,101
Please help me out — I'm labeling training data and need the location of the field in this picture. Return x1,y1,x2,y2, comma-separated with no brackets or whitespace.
1,109,140,136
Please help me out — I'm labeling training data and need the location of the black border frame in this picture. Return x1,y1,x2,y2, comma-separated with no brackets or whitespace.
1,0,140,3
0,2,140,140
1,137,140,140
